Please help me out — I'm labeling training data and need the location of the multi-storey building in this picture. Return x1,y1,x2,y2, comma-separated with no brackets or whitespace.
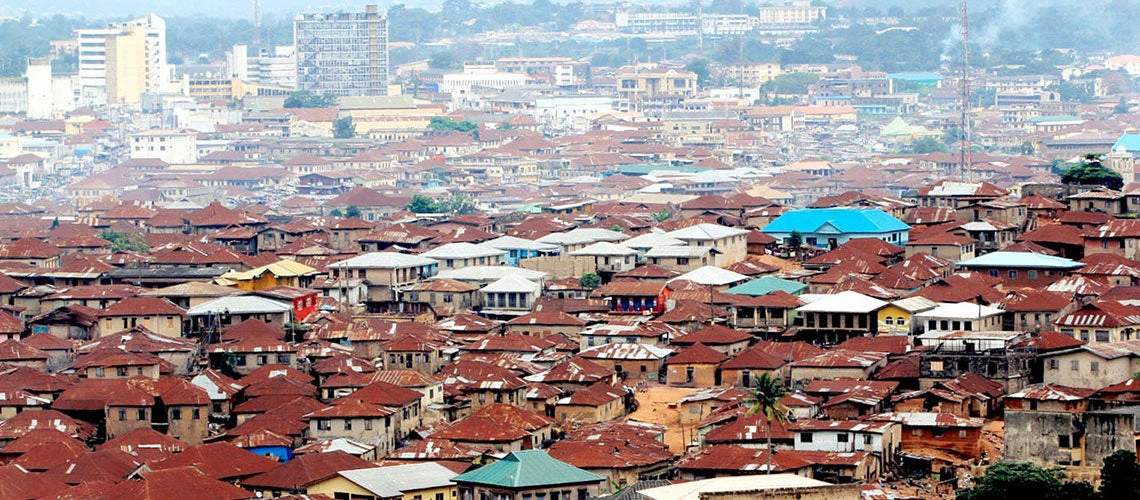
74,13,169,105
294,5,389,97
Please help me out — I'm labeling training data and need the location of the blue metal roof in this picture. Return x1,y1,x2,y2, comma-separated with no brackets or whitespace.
957,251,1085,270
888,72,943,81
761,208,910,235
1113,134,1140,152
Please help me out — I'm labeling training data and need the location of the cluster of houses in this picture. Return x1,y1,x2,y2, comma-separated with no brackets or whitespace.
0,175,1132,499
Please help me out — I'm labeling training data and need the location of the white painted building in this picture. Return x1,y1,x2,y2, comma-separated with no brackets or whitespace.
129,129,198,164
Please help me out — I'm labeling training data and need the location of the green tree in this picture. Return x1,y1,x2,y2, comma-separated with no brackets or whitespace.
344,206,362,219
441,194,478,215
283,90,339,108
1060,154,1124,191
333,116,356,139
329,208,343,217
49,217,58,230
428,50,460,69
611,224,624,233
685,58,711,86
1099,450,1140,499
406,194,443,213
98,229,149,253
905,137,950,154
579,272,601,289
761,72,819,95
956,461,1088,500
746,373,789,474
1114,97,1131,114
428,116,480,136
652,209,672,222
788,230,803,248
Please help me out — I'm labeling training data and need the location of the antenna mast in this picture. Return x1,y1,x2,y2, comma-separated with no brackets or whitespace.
959,0,972,180
253,0,262,48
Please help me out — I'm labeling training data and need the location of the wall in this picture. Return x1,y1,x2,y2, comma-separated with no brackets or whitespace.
519,255,596,280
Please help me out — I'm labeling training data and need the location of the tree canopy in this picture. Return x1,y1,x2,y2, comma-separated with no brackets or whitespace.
283,90,339,108
333,117,356,139
98,229,150,253
1059,154,1124,191
956,461,1096,500
406,194,443,214
429,116,479,134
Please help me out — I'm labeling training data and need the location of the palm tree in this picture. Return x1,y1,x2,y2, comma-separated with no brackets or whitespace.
747,373,790,474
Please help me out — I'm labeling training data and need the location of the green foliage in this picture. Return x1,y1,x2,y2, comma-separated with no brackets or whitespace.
611,224,624,233
283,90,338,108
344,206,362,219
428,116,479,134
747,373,789,474
98,230,150,253
440,194,478,215
1099,450,1140,499
1060,154,1124,191
904,137,950,154
956,461,1093,500
333,117,356,139
428,50,460,70
328,208,343,217
579,272,601,290
406,194,443,214
1049,80,1095,103
684,58,711,86
49,217,58,230
761,72,819,95
652,209,672,222
788,230,803,248
1115,97,1131,115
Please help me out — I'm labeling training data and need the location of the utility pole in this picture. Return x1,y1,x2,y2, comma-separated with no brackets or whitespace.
958,0,972,180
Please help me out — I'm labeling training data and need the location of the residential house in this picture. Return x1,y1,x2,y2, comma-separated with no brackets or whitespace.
762,208,911,249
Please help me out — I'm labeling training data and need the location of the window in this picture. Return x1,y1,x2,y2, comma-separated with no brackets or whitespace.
1071,360,1080,371
277,354,290,365
116,367,127,377
1008,270,1018,279
1059,435,1071,448
1027,270,1038,280
800,432,813,443
118,409,127,421
837,433,849,443
930,360,944,371
344,420,352,431
884,317,893,325
365,419,373,431
192,408,201,420
96,367,105,377
1096,330,1111,342
236,355,247,366
257,355,268,365
1048,359,1059,370
137,409,147,420
171,408,182,420
1091,361,1100,372
864,435,872,445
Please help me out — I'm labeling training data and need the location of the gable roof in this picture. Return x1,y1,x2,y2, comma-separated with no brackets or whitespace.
452,450,603,488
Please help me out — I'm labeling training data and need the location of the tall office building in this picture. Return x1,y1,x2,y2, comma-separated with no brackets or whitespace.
75,13,170,105
294,5,389,97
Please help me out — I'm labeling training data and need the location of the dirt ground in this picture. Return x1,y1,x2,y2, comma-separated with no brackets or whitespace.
980,419,1004,460
626,383,701,453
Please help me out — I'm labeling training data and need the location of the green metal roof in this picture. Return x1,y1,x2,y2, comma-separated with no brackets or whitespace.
615,164,709,175
725,276,808,296
452,450,603,489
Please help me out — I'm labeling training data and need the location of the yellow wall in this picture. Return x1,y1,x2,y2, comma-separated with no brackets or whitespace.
308,476,377,498
877,304,912,335
106,29,147,104
404,485,457,500
307,476,458,500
